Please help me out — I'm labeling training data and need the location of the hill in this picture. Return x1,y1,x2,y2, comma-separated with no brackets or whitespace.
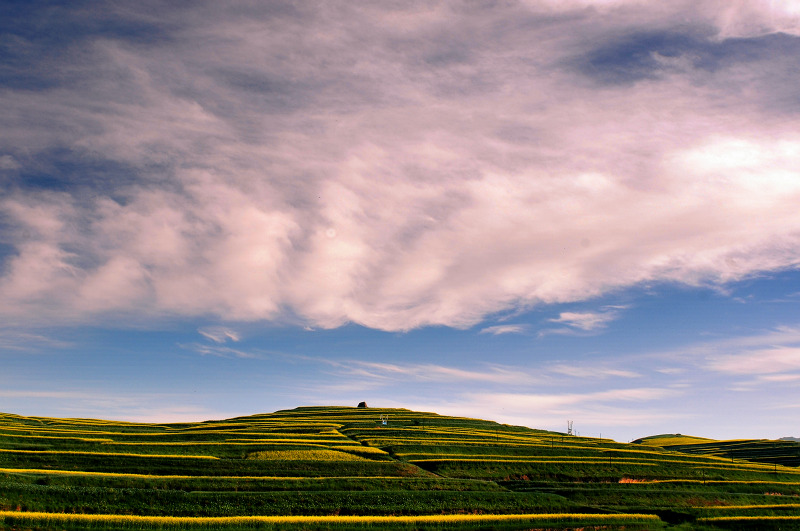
1,407,800,530
635,433,800,467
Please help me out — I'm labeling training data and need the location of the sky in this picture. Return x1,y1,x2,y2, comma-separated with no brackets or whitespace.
2,0,800,443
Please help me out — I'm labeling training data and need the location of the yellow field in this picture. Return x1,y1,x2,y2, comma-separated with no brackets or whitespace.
638,435,716,446
0,510,661,527
247,449,370,461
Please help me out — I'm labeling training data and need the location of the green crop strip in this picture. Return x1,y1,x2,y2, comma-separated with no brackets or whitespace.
0,448,219,459
409,458,659,465
697,504,800,509
699,516,800,522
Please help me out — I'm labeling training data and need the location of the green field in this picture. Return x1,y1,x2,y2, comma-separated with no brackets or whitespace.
636,433,800,467
2,407,800,530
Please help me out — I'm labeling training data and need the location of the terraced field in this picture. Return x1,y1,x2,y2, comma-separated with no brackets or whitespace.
636,433,800,468
1,407,799,529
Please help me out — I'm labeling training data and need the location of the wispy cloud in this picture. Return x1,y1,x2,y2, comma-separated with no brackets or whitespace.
0,388,231,423
708,347,800,375
636,324,800,390
184,343,263,359
198,326,240,344
0,390,99,400
398,386,684,436
648,325,800,364
540,307,625,336
472,388,676,410
0,330,72,352
479,324,528,335
548,311,619,331
342,361,533,385
1,2,800,332
549,364,641,379
757,373,800,383
0,155,19,170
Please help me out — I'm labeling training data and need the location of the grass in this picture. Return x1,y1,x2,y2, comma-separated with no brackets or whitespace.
3,406,800,529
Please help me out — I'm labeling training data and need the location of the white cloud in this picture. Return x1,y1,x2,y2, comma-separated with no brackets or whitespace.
758,373,800,383
647,325,800,364
480,324,528,335
655,367,686,375
0,388,232,423
342,361,533,385
0,330,72,352
0,155,19,170
187,343,262,359
532,0,800,38
711,0,800,38
198,326,240,344
548,311,620,331
473,388,675,410
2,3,800,331
637,324,800,390
708,347,800,375
0,390,98,400
394,386,683,437
549,364,641,379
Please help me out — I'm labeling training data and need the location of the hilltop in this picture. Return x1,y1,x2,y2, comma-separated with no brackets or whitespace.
2,406,800,530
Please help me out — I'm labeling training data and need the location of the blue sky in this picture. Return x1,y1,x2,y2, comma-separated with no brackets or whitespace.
2,1,800,443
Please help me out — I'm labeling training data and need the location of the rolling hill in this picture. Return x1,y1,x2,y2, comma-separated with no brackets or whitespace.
2,406,800,530
635,433,800,468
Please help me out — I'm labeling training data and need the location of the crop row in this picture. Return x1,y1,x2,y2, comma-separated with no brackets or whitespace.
0,469,501,492
642,479,800,485
0,510,662,528
398,453,734,465
0,449,218,459
696,504,800,509
0,430,351,438
0,437,358,446
0,443,379,460
247,450,369,461
0,453,422,477
0,484,577,516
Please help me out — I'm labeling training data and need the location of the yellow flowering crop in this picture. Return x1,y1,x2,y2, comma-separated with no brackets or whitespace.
0,510,662,527
331,445,388,455
247,449,370,461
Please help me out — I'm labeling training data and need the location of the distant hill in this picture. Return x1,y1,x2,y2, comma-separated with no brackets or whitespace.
632,433,715,446
634,432,800,467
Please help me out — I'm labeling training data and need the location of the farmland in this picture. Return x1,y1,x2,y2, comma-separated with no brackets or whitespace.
1,407,800,529
635,433,800,467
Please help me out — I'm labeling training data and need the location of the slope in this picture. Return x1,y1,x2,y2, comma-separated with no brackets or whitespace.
635,433,800,467
0,407,797,529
